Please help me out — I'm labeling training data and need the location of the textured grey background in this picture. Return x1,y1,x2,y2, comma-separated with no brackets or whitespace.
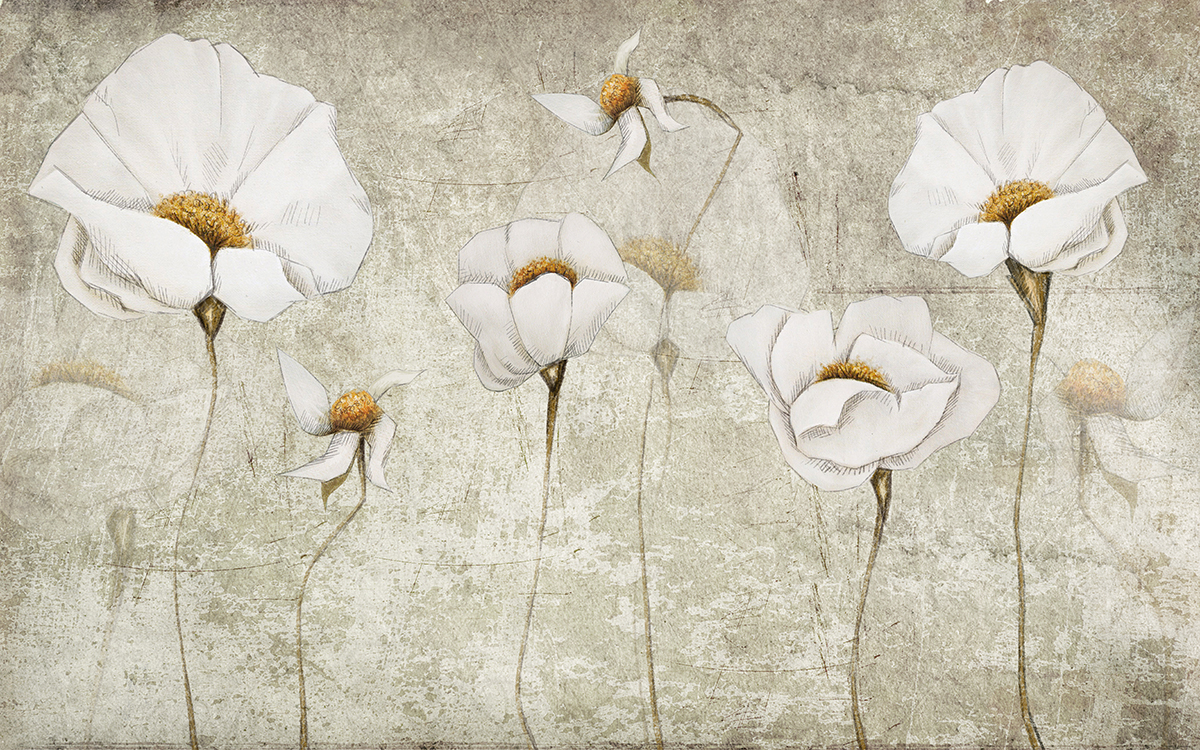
1,0,1199,747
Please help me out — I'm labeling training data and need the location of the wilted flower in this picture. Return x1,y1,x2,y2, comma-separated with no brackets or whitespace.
889,62,1146,278
29,34,372,331
447,213,629,391
534,30,686,179
727,296,1001,491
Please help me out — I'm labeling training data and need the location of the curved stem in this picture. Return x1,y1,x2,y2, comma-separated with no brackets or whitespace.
173,333,219,750
662,94,742,254
515,361,566,750
850,469,891,750
298,446,368,750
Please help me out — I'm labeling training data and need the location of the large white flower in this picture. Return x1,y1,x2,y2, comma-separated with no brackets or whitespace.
889,62,1146,278
29,34,372,324
533,30,687,179
727,296,1001,491
447,213,630,391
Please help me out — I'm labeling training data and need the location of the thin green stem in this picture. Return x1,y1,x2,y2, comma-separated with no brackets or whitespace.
298,446,368,750
662,94,742,255
850,469,891,750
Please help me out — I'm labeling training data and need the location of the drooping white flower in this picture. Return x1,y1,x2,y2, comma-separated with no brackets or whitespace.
447,213,630,391
29,34,373,325
533,30,687,179
727,296,1001,491
889,62,1146,278
278,350,420,493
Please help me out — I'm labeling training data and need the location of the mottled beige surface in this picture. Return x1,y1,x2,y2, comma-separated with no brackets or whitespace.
1,0,1199,747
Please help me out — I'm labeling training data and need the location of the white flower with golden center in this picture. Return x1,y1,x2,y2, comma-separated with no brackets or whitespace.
278,351,421,491
727,296,1001,492
447,213,630,391
28,34,372,323
533,30,687,179
889,62,1146,278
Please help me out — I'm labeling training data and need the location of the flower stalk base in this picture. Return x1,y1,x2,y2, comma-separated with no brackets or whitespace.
850,468,892,750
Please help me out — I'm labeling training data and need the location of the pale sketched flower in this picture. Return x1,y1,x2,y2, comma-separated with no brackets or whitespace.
29,34,372,324
533,30,687,179
889,62,1146,278
727,296,1001,491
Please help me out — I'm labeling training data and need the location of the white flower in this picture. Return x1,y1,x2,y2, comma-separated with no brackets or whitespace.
533,30,687,179
278,350,420,493
727,296,1001,491
889,62,1146,278
447,213,630,391
29,34,373,324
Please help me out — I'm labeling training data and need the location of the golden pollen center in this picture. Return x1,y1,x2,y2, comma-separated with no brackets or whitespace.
509,257,579,296
599,74,641,119
815,361,892,392
1057,359,1125,415
152,191,253,258
979,180,1055,228
329,390,382,432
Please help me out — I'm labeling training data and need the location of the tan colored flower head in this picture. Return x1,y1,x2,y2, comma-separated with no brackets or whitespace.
618,236,701,295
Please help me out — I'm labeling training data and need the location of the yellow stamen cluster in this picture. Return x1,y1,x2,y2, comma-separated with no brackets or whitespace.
33,360,136,401
152,191,253,258
329,390,382,432
619,236,702,295
599,73,641,119
509,257,579,296
1057,359,1125,415
815,360,892,392
979,180,1055,228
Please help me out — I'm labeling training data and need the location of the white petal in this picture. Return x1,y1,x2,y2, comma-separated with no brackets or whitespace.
53,217,142,320
31,170,213,309
211,247,305,322
1055,199,1127,277
605,109,649,180
564,279,629,359
768,402,877,492
726,305,791,406
1008,162,1146,271
1053,121,1146,194
926,65,1012,183
558,212,627,283
503,218,565,278
768,310,837,406
75,226,182,314
277,349,332,435
364,414,396,491
1088,414,1183,483
938,220,1010,278
369,370,422,401
846,334,955,394
457,225,512,287
472,346,534,392
231,103,372,295
532,93,615,136
29,114,152,211
637,79,687,132
613,30,641,74
446,283,539,390
834,296,934,358
283,431,358,482
510,274,573,367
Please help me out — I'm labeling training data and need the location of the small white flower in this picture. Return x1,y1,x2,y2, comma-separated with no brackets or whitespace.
889,62,1146,278
533,30,687,179
29,34,373,324
727,296,1001,491
278,350,420,493
447,213,630,391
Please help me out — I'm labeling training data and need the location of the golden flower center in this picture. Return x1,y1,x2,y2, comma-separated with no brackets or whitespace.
979,180,1055,228
509,257,579,296
152,191,253,258
599,73,641,119
619,236,701,294
1057,359,1125,415
815,360,892,392
329,389,382,432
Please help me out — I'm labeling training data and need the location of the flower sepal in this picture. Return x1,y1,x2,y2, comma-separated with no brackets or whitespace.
1006,259,1051,330
320,462,354,509
192,296,227,341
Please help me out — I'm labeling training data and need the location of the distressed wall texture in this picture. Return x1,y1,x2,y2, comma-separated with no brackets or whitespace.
2,0,1199,747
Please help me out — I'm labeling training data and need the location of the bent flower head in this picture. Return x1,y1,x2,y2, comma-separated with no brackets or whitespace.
447,213,630,392
29,34,373,325
278,350,421,493
727,296,1001,492
533,30,687,179
889,62,1146,278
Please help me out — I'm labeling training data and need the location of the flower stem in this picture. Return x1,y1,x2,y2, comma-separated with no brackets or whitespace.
173,330,219,750
298,446,368,750
515,360,566,750
635,377,664,750
850,468,891,750
662,94,742,254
